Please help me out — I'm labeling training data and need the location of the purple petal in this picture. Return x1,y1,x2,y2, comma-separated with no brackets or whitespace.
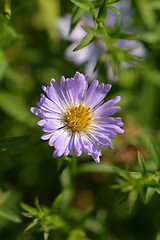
41,132,53,140
80,134,102,163
49,128,65,146
94,105,121,117
53,131,71,157
73,134,82,156
84,81,111,108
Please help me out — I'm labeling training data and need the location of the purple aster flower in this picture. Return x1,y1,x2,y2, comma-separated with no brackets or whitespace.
31,72,124,163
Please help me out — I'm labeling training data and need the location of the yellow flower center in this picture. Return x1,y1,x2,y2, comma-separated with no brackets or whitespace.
65,102,94,133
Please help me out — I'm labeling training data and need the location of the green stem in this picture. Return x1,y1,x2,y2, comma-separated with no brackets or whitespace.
71,153,77,178
59,154,77,215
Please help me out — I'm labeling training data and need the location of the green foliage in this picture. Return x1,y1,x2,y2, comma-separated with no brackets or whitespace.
21,197,67,240
70,0,92,12
0,191,21,223
0,136,29,151
138,151,147,177
97,0,108,22
70,0,140,77
70,6,84,33
21,196,95,240
112,151,160,211
73,33,94,51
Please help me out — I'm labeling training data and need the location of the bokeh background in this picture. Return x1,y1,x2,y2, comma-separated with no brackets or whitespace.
0,0,160,239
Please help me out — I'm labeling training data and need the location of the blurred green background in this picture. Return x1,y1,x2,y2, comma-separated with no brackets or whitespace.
0,0,160,239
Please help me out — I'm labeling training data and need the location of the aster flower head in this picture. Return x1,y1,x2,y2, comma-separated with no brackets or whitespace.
31,72,124,163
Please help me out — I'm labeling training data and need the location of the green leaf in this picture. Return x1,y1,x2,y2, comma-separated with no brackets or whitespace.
24,219,38,232
138,151,147,177
145,187,155,204
73,33,94,51
119,32,139,40
82,26,103,38
97,0,108,22
108,4,121,15
35,197,41,212
21,202,36,214
91,0,103,8
60,188,74,214
0,206,21,223
114,167,129,180
70,0,91,12
77,162,114,174
47,214,66,229
70,6,84,33
51,194,62,213
128,190,138,212
109,54,119,78
155,186,160,194
0,136,29,151
129,172,141,179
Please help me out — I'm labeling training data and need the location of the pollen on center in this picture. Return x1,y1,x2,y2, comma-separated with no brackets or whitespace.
64,102,94,133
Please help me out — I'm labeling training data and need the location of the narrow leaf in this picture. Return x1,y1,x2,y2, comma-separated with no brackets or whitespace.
24,219,38,232
21,202,36,213
70,6,84,33
155,186,160,194
129,172,141,179
35,197,41,212
114,167,129,180
97,0,108,22
0,136,29,151
108,4,120,15
145,187,155,204
119,32,139,40
92,0,104,8
0,206,21,223
138,151,147,177
51,194,62,213
128,190,138,212
70,0,91,12
82,25,104,38
73,33,94,51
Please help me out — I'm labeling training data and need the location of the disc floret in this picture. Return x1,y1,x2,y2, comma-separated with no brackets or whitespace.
65,102,93,133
